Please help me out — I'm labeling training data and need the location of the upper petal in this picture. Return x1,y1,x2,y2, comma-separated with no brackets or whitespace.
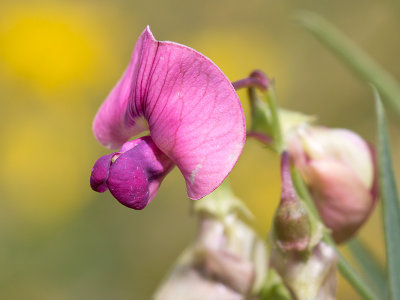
93,26,245,200
141,28,245,199
92,27,154,150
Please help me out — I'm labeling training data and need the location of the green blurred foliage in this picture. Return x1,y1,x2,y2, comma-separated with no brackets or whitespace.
0,0,399,299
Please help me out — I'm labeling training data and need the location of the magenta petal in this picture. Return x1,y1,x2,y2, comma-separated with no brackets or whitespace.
93,26,245,200
106,136,174,210
90,154,114,193
143,30,245,199
92,29,150,150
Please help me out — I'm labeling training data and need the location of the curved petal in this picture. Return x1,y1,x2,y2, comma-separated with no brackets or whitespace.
92,28,151,150
106,136,174,210
304,160,374,243
93,26,245,200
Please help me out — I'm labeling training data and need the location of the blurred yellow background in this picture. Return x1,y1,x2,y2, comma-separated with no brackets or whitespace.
0,0,399,299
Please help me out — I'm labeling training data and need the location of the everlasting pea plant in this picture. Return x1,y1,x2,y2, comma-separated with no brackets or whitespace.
90,20,400,300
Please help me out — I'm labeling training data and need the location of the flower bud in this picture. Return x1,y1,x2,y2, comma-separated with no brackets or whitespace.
271,241,337,300
195,218,256,295
154,183,268,300
274,152,310,253
154,250,244,300
287,125,377,243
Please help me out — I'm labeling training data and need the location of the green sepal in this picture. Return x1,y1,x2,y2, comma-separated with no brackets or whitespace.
193,180,253,222
258,268,292,300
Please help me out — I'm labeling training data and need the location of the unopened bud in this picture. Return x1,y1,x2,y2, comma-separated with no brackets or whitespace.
274,152,310,253
287,125,377,243
271,241,337,300
154,253,244,300
154,183,268,300
200,233,255,295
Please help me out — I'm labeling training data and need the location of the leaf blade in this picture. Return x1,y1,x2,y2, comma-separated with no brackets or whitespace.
336,251,378,300
375,89,400,300
348,238,387,300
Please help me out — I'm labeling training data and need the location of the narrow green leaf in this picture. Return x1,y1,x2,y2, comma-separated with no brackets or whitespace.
291,169,320,218
336,251,378,300
375,89,400,300
295,11,400,118
348,238,387,300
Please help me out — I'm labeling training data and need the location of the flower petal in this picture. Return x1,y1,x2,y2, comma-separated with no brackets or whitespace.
304,160,374,243
106,136,174,210
92,28,151,150
90,153,114,193
93,26,245,200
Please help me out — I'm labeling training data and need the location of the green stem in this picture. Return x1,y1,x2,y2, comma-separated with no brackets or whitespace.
291,169,319,218
348,238,387,300
266,83,284,153
335,250,378,300
291,169,379,300
295,11,400,118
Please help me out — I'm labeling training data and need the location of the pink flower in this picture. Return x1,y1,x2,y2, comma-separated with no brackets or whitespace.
287,126,377,243
90,27,245,210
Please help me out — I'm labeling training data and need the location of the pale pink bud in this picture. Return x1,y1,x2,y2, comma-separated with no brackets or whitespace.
287,126,378,243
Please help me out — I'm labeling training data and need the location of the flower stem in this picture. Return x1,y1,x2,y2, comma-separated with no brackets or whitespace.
232,71,269,91
280,151,297,203
246,131,273,145
291,169,319,218
335,249,378,300
265,82,284,153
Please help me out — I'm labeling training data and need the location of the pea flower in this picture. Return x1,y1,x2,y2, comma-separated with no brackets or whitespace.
90,26,245,210
287,126,378,243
